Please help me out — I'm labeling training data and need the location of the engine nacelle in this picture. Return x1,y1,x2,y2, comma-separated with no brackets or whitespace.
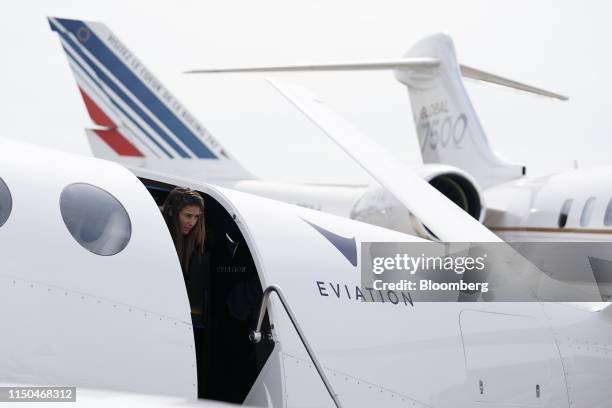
350,164,485,240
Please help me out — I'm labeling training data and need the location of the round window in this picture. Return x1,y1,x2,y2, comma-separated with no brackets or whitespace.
60,183,132,256
0,177,12,227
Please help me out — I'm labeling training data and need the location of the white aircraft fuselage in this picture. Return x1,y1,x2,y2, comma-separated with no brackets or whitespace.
485,166,612,241
233,165,612,242
2,138,612,408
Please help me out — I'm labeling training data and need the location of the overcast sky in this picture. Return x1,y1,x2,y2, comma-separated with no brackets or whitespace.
2,0,611,184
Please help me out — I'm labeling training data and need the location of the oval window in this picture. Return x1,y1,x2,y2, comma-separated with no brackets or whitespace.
60,183,132,256
580,197,596,227
605,198,612,226
558,198,573,228
0,177,12,227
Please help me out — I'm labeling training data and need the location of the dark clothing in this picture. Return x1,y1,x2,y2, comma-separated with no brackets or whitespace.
186,249,211,397
226,276,261,321
185,249,210,327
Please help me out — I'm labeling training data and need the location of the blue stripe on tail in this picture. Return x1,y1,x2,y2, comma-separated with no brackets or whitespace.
51,18,217,159
60,44,173,158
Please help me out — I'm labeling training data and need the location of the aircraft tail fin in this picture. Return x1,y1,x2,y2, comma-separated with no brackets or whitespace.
397,34,527,189
48,17,254,180
187,33,568,188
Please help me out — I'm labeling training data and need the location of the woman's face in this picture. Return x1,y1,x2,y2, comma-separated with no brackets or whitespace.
178,205,201,235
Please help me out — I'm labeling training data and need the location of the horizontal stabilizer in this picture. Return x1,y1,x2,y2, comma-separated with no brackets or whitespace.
186,57,567,101
460,64,568,101
185,58,440,73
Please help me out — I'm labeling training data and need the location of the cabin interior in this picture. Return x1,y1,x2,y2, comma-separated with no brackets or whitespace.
141,178,274,403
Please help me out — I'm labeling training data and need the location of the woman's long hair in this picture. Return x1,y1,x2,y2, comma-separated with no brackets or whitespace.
161,187,205,274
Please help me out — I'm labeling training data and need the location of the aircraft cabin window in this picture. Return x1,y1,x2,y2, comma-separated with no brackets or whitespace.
0,177,12,227
558,198,573,228
580,197,596,227
605,198,612,226
60,183,132,256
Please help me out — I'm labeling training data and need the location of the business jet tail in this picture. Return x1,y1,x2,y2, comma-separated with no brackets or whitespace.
48,17,254,181
187,33,568,188
397,34,530,189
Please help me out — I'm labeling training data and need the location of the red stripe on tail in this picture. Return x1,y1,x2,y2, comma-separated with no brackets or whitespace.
94,129,144,157
79,87,115,127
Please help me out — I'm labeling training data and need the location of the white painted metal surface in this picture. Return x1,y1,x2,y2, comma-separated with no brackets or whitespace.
267,79,500,242
2,139,612,407
0,138,196,397
485,166,612,241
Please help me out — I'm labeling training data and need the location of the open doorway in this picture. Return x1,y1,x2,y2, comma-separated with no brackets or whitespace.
140,178,274,403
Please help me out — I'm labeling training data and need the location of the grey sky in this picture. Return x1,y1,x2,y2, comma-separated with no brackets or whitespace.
2,0,611,184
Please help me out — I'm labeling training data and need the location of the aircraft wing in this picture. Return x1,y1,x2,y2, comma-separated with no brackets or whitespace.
267,79,501,242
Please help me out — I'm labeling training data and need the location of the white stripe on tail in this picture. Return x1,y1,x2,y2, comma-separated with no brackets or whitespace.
50,17,254,181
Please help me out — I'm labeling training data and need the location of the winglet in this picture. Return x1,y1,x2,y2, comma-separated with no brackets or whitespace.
268,78,501,242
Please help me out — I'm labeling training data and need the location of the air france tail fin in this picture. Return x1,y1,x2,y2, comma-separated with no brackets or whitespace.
48,17,253,181
187,33,567,188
